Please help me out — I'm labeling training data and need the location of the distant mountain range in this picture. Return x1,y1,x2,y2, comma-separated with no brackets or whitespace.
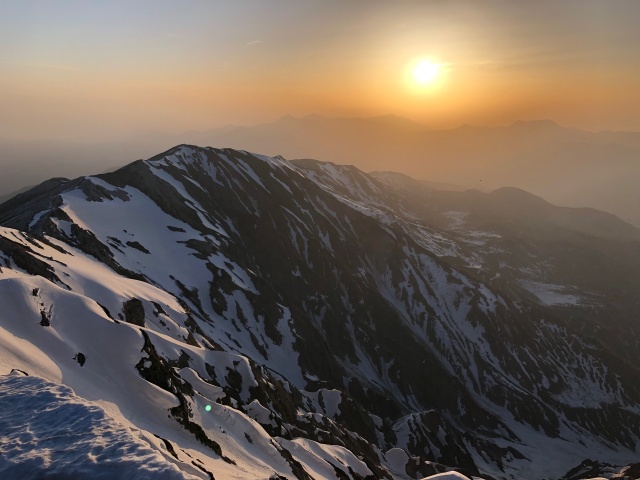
193,116,640,226
1,145,639,479
2,115,639,226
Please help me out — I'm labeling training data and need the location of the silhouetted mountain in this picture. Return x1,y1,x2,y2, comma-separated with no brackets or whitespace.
2,115,639,226
198,117,640,226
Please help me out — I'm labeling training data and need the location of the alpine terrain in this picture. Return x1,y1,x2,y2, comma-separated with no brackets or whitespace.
0,145,639,480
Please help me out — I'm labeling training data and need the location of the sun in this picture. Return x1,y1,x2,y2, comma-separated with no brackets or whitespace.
413,60,440,84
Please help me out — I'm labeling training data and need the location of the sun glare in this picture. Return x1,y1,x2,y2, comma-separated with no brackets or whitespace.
413,60,440,84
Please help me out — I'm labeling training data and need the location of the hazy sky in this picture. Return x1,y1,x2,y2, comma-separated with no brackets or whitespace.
2,0,640,141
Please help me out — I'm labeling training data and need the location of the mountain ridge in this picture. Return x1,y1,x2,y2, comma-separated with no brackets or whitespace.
1,144,639,479
3,115,640,226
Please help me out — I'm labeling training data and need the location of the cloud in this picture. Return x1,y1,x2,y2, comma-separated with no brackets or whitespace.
246,40,262,46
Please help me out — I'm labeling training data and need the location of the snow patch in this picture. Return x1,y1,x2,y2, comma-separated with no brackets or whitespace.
519,280,583,306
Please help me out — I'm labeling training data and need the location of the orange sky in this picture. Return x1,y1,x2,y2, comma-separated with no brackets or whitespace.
1,1,640,141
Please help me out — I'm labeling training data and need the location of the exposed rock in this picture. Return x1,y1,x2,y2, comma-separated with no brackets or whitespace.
73,352,86,367
122,298,145,327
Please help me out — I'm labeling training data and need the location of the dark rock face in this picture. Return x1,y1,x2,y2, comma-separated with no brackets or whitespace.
0,236,61,284
39,309,51,327
620,463,640,479
126,240,150,254
0,178,71,232
0,144,639,479
122,298,145,327
73,352,86,366
560,459,617,480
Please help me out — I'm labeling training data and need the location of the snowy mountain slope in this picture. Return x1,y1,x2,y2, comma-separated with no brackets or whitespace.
0,228,382,480
0,145,639,479
0,371,200,480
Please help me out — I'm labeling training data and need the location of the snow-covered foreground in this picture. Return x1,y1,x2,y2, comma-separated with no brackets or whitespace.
0,371,197,480
0,227,387,479
0,369,487,480
0,148,402,480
